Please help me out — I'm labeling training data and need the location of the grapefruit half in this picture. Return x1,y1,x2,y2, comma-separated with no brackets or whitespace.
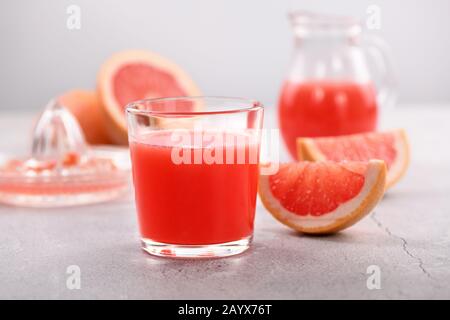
58,90,112,145
297,129,410,189
259,161,386,234
98,50,202,144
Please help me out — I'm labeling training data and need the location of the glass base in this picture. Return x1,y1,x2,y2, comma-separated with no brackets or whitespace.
141,235,252,259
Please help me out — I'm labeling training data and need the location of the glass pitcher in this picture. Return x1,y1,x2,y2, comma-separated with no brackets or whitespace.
278,11,396,158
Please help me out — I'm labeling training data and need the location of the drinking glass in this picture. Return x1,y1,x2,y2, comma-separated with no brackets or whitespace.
126,97,264,258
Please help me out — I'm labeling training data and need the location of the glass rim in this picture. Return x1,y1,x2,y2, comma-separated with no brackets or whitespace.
126,96,264,116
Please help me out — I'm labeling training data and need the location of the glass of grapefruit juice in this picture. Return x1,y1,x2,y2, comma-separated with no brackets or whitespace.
127,97,264,258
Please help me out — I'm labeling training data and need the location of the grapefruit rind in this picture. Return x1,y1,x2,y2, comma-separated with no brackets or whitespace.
297,129,409,189
258,160,387,234
58,90,112,145
98,50,202,144
384,129,410,188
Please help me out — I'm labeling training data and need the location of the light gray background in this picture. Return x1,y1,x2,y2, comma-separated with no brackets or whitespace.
1,0,449,112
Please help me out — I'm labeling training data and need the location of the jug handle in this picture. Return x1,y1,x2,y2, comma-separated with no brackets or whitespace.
361,35,398,109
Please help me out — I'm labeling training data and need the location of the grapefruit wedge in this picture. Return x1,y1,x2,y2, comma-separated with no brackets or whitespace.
297,130,410,189
98,50,202,144
259,161,387,234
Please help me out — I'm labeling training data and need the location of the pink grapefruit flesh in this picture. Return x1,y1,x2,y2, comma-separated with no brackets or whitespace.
297,129,410,189
259,161,387,234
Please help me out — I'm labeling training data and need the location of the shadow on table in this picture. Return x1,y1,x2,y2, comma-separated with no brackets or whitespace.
262,224,401,247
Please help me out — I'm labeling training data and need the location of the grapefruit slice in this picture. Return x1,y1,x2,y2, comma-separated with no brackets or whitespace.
98,50,202,144
259,161,386,234
297,129,409,189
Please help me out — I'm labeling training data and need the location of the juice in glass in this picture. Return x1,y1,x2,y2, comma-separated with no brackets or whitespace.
130,130,259,245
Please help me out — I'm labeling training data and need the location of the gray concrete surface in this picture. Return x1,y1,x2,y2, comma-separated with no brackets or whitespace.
0,106,449,299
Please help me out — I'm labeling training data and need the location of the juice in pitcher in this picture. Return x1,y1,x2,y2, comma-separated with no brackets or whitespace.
279,80,378,157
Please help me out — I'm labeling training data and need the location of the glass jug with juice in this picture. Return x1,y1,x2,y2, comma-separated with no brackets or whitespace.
279,12,396,158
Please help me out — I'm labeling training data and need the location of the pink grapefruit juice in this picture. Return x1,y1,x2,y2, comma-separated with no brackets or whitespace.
279,80,378,158
129,130,259,245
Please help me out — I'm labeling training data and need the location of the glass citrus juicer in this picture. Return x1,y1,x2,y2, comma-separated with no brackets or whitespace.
279,11,397,158
0,100,130,207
